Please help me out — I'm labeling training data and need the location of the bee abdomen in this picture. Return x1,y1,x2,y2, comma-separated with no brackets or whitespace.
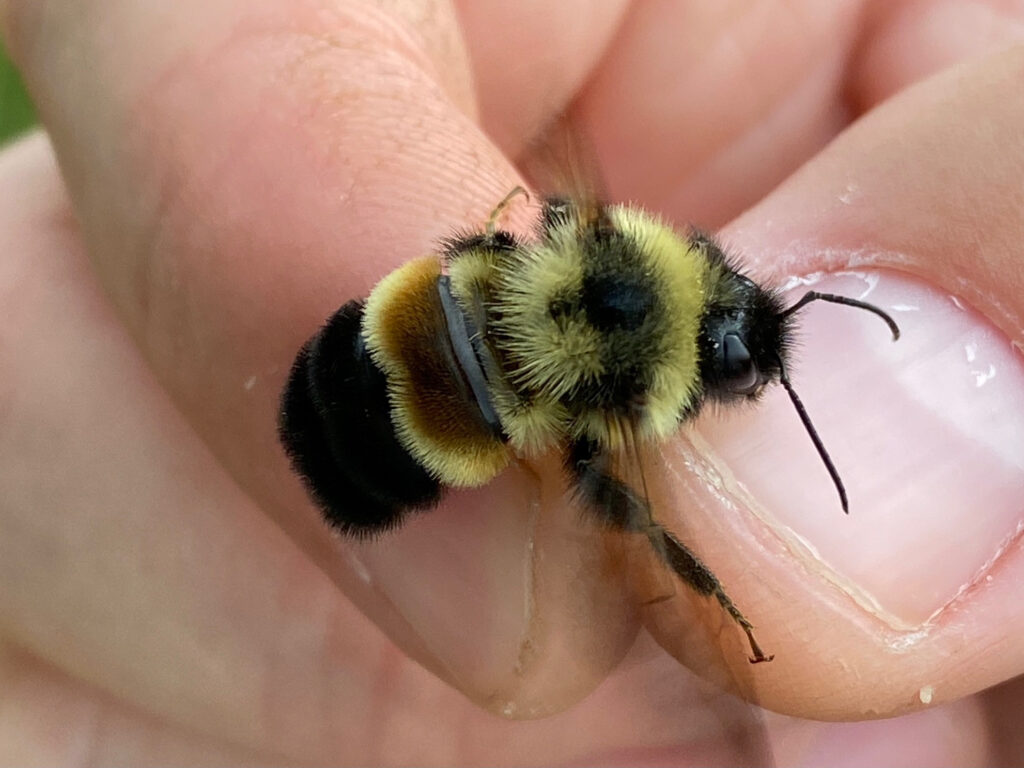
362,257,511,487
279,300,442,536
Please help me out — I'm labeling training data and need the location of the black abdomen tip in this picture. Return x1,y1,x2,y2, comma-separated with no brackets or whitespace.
279,301,442,536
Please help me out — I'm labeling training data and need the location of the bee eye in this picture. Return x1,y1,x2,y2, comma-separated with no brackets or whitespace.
722,333,760,394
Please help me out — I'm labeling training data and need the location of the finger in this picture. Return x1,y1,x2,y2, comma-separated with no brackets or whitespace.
768,694,992,766
453,0,631,155
567,0,1024,228
651,45,1024,718
0,1,639,714
849,0,1024,111
0,132,416,761
573,0,865,226
0,647,274,765
0,133,614,764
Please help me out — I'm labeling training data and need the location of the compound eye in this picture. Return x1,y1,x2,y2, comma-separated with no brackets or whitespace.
722,333,760,394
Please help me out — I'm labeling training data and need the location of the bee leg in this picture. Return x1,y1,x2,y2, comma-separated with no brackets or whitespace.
564,437,649,532
564,439,675,604
657,526,774,664
564,437,773,664
486,186,530,234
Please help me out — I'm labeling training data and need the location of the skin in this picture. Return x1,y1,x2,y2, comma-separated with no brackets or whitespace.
1,0,1024,764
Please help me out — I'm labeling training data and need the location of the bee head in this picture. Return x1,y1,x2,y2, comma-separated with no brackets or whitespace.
699,274,790,404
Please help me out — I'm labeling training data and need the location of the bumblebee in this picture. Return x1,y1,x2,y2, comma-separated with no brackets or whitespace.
279,190,899,663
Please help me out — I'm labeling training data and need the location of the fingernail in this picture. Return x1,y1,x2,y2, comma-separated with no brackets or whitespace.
697,270,1024,627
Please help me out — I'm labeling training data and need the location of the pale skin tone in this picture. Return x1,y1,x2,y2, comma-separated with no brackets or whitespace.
2,0,1024,764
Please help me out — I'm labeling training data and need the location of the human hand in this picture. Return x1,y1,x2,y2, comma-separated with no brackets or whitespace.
2,0,1024,764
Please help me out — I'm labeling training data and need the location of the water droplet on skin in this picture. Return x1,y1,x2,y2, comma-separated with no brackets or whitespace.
973,363,997,387
838,182,860,205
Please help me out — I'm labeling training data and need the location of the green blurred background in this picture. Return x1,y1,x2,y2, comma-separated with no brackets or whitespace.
0,43,36,144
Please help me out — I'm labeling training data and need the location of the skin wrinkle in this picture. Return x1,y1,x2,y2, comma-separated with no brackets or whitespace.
842,0,898,111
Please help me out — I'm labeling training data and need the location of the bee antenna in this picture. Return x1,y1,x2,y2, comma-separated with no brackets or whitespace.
781,291,900,341
774,288,903,512
775,355,849,514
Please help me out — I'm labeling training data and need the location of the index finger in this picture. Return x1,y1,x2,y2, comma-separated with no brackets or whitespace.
1,0,647,714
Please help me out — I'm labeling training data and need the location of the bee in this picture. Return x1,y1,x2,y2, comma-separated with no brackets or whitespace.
278,188,900,664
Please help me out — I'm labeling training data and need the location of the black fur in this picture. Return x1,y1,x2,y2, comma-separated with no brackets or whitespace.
693,234,792,406
279,301,442,536
564,437,650,532
568,225,666,412
441,228,520,259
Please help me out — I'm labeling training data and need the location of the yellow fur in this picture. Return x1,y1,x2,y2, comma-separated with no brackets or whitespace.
607,205,705,442
447,247,495,305
494,224,604,399
447,244,566,453
491,204,708,452
363,256,510,487
363,203,713,473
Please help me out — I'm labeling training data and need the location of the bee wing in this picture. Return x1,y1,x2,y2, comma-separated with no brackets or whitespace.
515,110,610,230
567,429,773,766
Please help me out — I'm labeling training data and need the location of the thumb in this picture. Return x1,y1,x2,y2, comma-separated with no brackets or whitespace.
660,44,1024,720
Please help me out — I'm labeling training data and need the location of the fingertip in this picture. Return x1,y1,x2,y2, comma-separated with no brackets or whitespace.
673,268,1024,718
348,459,641,717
